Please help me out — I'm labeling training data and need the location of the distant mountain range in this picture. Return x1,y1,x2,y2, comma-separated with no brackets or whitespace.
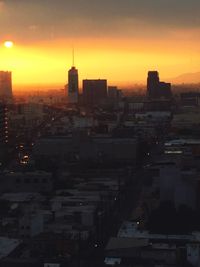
170,72,200,84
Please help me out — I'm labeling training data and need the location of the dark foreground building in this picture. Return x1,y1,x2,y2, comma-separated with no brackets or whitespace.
0,103,8,163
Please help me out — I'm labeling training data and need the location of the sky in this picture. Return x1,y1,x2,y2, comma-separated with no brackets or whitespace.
1,0,200,89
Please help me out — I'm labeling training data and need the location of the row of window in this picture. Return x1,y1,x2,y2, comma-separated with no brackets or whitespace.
16,178,49,184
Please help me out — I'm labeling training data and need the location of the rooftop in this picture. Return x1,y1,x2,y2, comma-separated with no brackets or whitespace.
0,237,21,259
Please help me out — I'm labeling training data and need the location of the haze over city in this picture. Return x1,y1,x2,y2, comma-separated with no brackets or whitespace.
3,1,200,267
1,0,200,89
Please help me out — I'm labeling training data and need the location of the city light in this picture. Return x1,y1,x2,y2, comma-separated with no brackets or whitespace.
0,1,199,266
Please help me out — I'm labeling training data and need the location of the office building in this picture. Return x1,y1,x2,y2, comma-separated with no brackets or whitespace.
159,82,172,98
147,71,160,98
0,71,12,101
108,86,122,99
83,79,107,106
33,133,137,165
68,66,79,104
0,103,8,163
0,103,8,145
147,71,172,99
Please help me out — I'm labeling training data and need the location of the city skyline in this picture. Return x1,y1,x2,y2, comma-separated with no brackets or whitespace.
1,0,200,88
2,2,200,266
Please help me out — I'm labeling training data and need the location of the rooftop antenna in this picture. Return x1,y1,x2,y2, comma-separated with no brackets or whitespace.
72,47,75,67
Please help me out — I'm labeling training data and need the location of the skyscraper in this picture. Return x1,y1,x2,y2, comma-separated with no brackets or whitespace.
0,103,8,149
147,71,172,99
147,71,160,98
68,66,79,104
83,79,107,106
0,71,12,101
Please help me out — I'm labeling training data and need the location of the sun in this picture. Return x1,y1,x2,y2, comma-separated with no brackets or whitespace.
4,41,14,48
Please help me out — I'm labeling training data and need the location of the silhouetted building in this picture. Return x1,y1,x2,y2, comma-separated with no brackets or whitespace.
68,66,79,104
147,71,160,98
0,71,12,101
33,132,137,165
147,71,172,99
0,103,8,162
159,82,172,98
0,103,8,146
83,79,107,106
108,86,120,99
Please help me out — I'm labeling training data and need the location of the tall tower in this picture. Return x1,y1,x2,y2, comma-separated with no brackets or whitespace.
0,103,8,144
67,51,79,104
0,103,8,165
0,71,12,102
147,71,160,98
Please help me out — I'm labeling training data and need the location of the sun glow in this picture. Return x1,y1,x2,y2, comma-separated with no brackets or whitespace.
4,41,14,48
0,37,199,89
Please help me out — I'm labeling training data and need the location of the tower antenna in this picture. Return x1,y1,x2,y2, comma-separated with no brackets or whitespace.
72,47,75,67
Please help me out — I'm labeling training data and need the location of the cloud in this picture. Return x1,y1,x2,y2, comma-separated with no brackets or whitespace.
1,0,200,42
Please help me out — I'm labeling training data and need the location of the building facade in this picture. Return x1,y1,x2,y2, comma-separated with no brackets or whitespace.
147,71,172,99
0,103,8,145
83,79,107,106
0,103,8,163
68,66,79,104
0,71,12,101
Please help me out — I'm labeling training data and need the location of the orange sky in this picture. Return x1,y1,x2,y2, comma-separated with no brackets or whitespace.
1,0,200,89
1,35,200,89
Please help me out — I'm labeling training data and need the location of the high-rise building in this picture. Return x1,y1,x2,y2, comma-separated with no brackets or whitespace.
68,66,79,104
0,71,12,101
159,82,172,98
83,79,107,106
0,103,8,151
147,71,160,98
147,71,172,99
